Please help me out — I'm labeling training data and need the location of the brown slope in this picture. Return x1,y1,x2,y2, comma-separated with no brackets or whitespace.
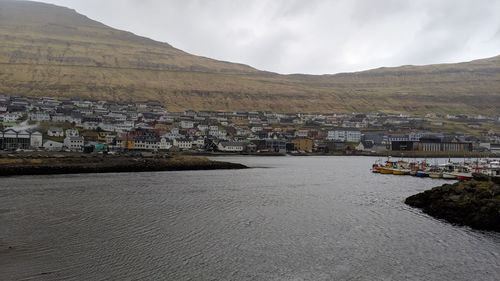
0,0,499,114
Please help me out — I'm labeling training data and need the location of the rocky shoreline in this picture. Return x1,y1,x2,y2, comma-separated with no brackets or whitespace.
0,156,248,176
405,177,500,232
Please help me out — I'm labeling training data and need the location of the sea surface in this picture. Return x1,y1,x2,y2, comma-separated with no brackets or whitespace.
1,156,499,281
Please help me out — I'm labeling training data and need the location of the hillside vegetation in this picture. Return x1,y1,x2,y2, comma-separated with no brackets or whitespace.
0,0,499,114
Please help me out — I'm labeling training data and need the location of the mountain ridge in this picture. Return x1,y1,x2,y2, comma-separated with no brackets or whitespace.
0,0,499,114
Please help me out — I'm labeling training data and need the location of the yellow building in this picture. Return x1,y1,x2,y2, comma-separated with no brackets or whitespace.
292,138,313,153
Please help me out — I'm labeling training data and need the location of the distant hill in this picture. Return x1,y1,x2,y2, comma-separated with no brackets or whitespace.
0,0,499,114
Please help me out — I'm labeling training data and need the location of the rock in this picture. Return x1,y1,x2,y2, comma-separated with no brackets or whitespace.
405,180,500,232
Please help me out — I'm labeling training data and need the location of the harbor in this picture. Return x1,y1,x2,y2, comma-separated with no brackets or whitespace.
372,157,500,181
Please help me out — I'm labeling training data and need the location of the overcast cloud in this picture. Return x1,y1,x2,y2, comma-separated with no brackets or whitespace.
39,0,500,74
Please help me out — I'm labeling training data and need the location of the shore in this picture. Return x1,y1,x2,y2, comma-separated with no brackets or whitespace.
180,151,499,158
0,155,248,176
405,176,500,232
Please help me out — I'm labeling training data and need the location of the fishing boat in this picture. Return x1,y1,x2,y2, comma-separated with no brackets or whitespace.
371,162,382,173
377,158,397,174
379,166,395,174
428,166,443,179
391,160,411,175
442,172,457,179
393,169,411,175
456,173,473,181
447,165,472,181
415,170,429,177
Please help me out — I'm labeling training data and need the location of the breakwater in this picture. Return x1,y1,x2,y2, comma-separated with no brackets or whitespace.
0,156,247,176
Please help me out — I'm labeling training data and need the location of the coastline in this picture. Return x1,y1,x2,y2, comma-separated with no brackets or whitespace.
0,155,248,177
405,176,500,232
179,151,499,158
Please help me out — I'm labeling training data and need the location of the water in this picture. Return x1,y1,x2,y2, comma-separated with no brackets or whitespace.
0,156,499,281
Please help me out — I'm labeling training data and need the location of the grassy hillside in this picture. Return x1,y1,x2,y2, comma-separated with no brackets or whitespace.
0,0,499,114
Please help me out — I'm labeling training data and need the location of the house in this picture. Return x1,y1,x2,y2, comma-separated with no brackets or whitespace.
65,128,79,137
197,124,209,132
294,130,309,138
1,113,22,122
158,137,172,151
43,140,64,151
324,141,349,153
355,140,375,152
193,137,205,148
133,136,159,150
47,127,64,137
180,120,195,129
64,136,84,151
217,141,245,152
264,139,287,153
173,138,193,150
28,112,51,122
291,138,313,153
51,114,72,123
209,128,227,139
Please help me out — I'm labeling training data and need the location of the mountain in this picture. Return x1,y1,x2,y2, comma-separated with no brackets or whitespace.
0,0,499,114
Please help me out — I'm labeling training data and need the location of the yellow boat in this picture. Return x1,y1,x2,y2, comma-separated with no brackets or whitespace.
393,169,411,175
380,167,394,174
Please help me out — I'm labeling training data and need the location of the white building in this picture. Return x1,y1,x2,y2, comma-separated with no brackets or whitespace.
327,129,361,143
217,141,245,152
158,137,172,150
251,126,263,133
1,113,22,122
82,122,99,130
133,138,159,150
47,127,64,137
43,140,64,151
64,136,84,151
0,129,42,150
173,139,193,150
29,112,50,122
192,138,205,147
209,128,227,139
197,124,209,132
295,130,309,138
65,128,79,137
180,120,194,129
30,131,43,148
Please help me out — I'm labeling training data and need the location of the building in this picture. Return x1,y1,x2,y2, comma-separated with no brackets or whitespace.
47,127,64,137
180,120,195,129
64,136,84,151
416,136,472,152
0,129,42,150
291,138,313,153
173,139,193,150
65,128,79,137
43,140,64,151
327,129,361,143
1,113,22,122
390,136,473,153
294,130,309,138
29,112,51,122
217,141,245,152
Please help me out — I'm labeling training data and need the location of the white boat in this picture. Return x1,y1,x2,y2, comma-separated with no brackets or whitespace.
442,172,457,179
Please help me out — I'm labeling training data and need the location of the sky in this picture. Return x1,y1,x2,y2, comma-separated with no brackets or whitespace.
37,0,500,74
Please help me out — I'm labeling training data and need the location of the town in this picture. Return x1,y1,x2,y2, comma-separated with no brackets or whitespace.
1,95,499,156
